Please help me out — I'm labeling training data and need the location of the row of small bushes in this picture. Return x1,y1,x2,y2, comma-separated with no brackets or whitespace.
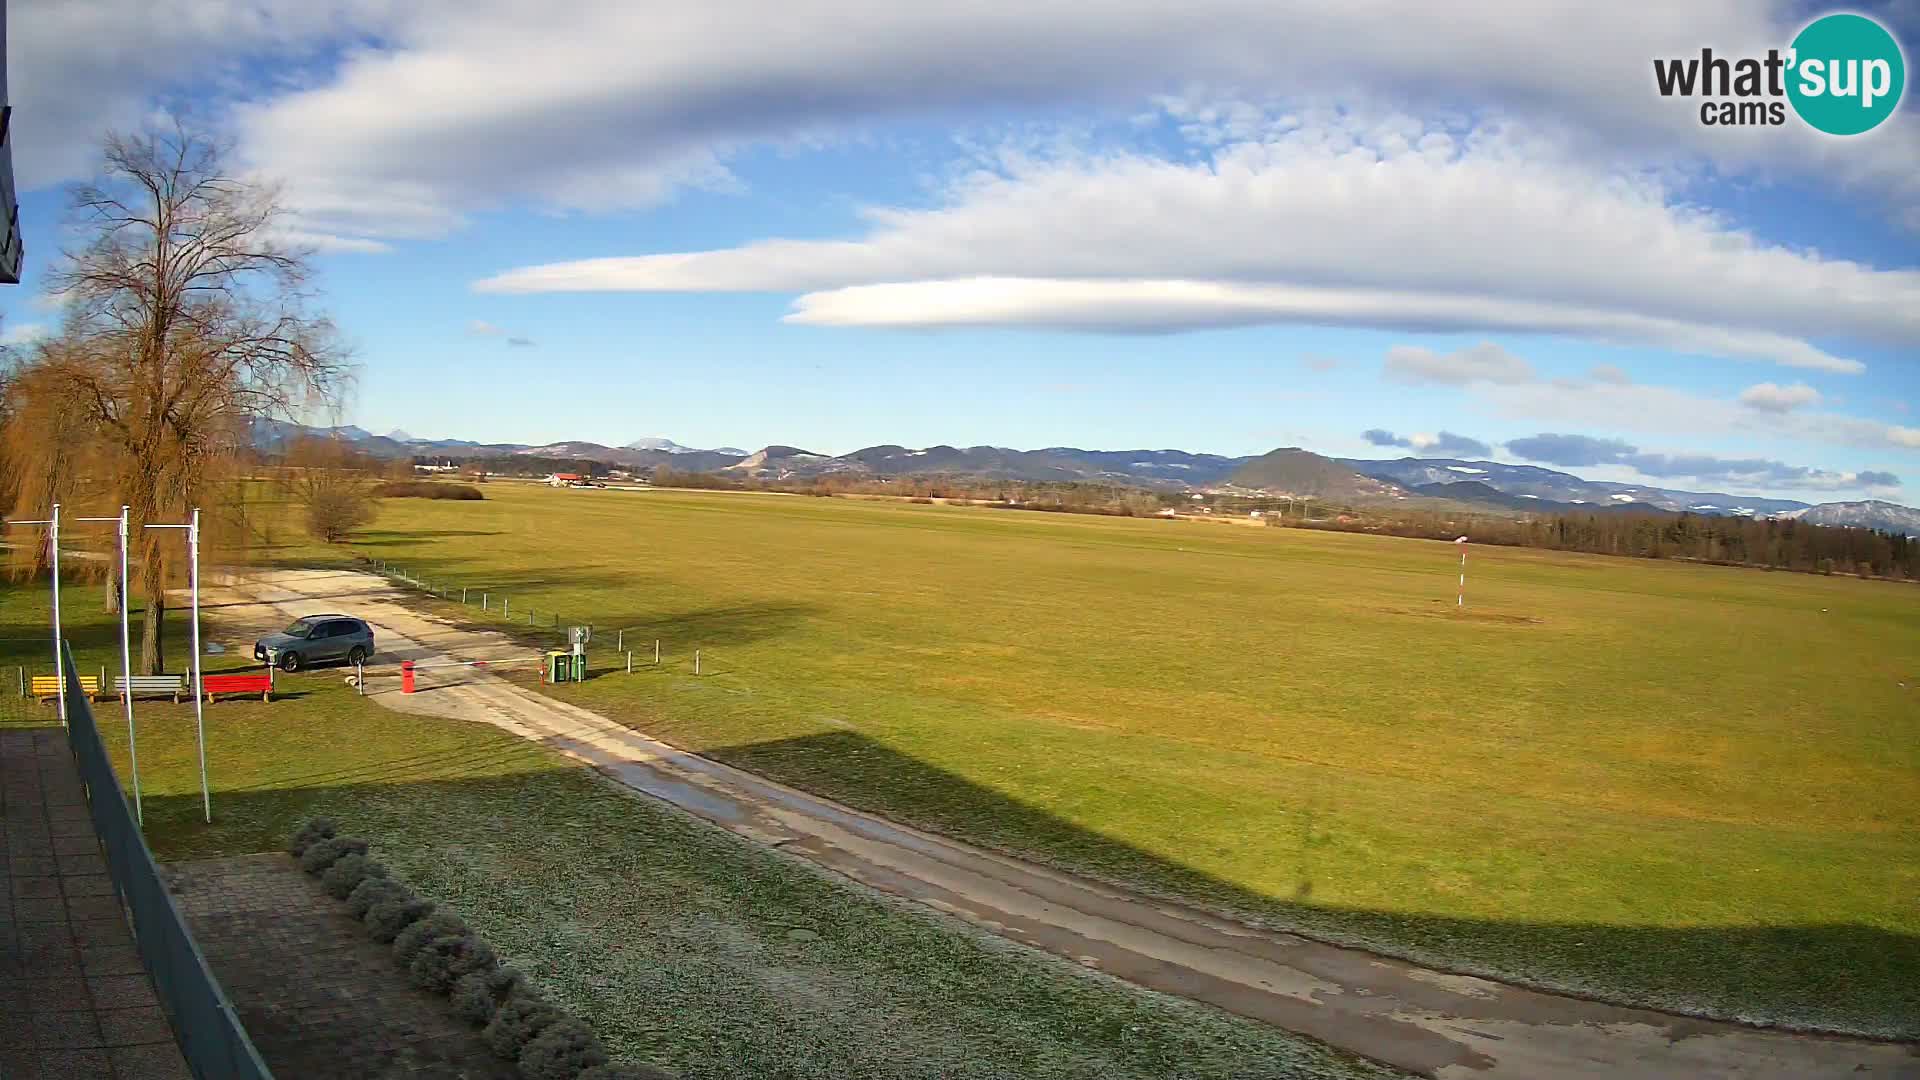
290,819,671,1080
371,481,487,500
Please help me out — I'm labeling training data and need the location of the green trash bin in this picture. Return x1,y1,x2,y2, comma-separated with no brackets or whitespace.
545,651,587,683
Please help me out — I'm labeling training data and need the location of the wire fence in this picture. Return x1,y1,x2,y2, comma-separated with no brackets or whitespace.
57,641,275,1078
353,554,732,680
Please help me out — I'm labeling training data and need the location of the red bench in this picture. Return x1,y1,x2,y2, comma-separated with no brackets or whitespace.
202,672,274,703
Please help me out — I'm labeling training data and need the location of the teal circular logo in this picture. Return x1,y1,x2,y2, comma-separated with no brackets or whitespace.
1787,13,1906,135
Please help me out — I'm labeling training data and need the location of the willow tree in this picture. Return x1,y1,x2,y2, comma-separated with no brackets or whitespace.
5,124,347,672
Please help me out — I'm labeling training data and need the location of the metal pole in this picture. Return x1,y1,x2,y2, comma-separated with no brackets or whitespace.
51,504,66,726
118,507,142,825
617,629,623,652
654,639,660,665
626,651,632,675
189,508,210,823
356,659,365,696
694,650,701,676
483,592,488,611
462,588,468,604
1458,548,1466,608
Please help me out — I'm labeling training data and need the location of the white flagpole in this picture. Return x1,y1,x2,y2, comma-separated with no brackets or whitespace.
120,507,142,824
51,503,65,725
189,508,209,823
1454,535,1469,608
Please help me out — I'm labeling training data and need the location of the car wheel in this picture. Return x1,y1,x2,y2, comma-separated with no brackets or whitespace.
279,651,302,673
347,646,368,666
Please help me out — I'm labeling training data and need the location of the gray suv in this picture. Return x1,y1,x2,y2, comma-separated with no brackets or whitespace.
254,615,376,672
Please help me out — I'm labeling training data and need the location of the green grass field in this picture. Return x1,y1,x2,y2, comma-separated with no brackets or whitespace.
332,483,1918,1037
0,580,1399,1080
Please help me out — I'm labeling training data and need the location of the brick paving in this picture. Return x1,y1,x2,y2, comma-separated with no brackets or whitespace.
1,726,191,1080
164,854,519,1080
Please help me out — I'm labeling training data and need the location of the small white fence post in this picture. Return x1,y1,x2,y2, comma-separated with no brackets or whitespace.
626,651,633,675
694,650,701,676
654,639,660,665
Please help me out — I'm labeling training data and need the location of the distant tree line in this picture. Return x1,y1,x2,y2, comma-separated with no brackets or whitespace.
638,467,1919,581
1274,506,1920,581
653,468,1175,515
437,454,608,478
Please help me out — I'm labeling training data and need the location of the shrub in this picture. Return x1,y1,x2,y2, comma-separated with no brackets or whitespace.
321,853,387,899
517,1019,609,1080
483,994,565,1061
579,1067,678,1080
288,817,337,857
365,893,435,943
298,836,368,874
451,967,527,1026
371,481,485,500
345,876,408,918
307,485,378,542
409,932,498,994
393,911,471,966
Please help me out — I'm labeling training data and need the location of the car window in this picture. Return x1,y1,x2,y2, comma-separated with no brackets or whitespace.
282,618,316,638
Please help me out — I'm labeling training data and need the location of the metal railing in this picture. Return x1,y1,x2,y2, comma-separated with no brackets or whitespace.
59,641,274,1079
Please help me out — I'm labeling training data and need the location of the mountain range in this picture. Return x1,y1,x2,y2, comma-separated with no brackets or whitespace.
249,421,1920,536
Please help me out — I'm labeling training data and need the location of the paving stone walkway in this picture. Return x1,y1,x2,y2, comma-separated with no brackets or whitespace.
164,854,518,1080
1,726,191,1080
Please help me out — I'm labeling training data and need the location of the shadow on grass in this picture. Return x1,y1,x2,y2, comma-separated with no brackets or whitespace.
112,711,1920,1046
694,730,1920,1041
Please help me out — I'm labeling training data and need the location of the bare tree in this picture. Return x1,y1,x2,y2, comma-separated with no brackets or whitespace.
3,124,349,672
284,436,378,543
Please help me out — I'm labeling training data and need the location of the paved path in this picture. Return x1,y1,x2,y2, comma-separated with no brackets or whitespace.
0,727,191,1080
216,568,1920,1080
165,854,518,1080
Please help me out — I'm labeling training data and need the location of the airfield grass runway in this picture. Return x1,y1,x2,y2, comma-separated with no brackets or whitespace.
29,481,1920,1037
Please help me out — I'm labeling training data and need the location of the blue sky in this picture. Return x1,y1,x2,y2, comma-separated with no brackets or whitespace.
5,1,1918,502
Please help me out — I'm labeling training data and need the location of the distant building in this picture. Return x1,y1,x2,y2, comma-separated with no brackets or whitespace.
546,473,587,488
0,0,21,284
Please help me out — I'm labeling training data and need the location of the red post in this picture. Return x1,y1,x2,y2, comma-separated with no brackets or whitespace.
401,660,415,695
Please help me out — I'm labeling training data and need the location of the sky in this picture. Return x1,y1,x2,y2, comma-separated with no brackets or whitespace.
4,0,1919,504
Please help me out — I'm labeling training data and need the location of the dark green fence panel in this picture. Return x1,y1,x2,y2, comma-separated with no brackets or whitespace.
61,642,273,1079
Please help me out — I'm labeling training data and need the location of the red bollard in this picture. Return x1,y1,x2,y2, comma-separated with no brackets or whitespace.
401,660,415,694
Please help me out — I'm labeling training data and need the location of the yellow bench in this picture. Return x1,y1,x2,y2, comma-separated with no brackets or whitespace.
30,675,99,703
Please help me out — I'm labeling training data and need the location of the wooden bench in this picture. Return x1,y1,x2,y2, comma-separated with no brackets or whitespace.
114,675,187,703
202,672,273,703
31,675,100,703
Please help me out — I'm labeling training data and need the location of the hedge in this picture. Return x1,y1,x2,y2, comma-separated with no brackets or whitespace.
289,819,675,1080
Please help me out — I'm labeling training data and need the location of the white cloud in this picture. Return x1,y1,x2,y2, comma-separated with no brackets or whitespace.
1,323,50,347
206,3,1920,238
482,114,1913,370
1475,368,1920,456
1737,382,1823,413
1385,343,1533,386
